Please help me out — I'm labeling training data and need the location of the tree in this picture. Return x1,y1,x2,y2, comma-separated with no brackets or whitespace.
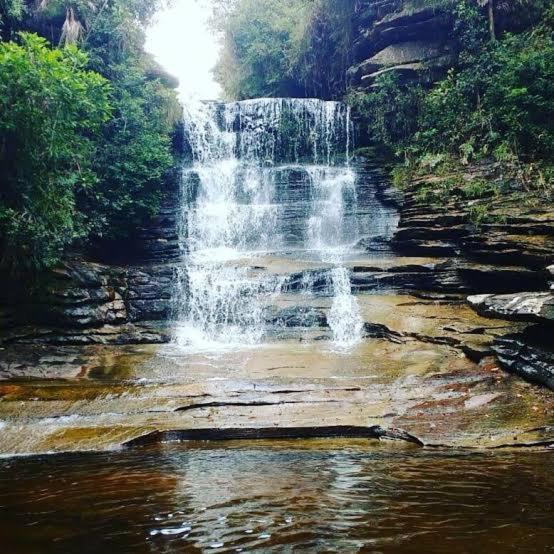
212,0,357,100
0,0,25,39
0,33,111,271
70,0,181,240
478,0,496,41
0,1,181,273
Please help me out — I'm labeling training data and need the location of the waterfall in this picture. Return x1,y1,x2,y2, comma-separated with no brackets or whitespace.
328,267,364,347
177,98,363,350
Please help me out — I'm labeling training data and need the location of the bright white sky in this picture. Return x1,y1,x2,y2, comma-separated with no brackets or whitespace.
145,0,222,101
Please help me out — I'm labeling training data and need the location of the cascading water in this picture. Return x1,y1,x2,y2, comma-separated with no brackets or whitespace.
177,98,363,350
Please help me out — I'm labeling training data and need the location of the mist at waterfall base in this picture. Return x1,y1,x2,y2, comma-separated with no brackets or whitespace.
172,98,392,353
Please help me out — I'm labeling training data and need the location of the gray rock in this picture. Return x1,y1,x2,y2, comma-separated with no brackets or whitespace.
360,41,447,75
351,4,455,86
265,306,328,328
468,292,554,323
493,327,554,389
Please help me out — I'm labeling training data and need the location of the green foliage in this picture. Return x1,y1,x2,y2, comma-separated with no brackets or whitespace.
83,67,177,238
294,0,356,98
391,165,413,190
346,74,423,153
214,0,312,99
0,0,180,272
0,33,111,271
0,0,25,39
63,0,181,239
414,177,461,204
467,202,495,228
461,178,499,199
213,0,355,99
416,24,554,164
346,0,553,205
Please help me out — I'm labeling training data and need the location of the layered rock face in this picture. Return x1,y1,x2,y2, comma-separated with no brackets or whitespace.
468,292,554,388
348,1,538,89
383,164,554,388
349,1,456,88
346,0,554,387
0,186,181,346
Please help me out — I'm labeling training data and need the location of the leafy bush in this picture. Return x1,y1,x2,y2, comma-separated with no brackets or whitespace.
346,74,423,154
461,178,500,199
416,23,554,164
0,0,25,39
67,0,182,238
0,1,181,272
83,68,177,238
213,0,355,100
346,1,553,197
0,33,111,271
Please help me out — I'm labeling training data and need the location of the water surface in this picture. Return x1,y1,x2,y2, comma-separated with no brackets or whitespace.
0,441,552,553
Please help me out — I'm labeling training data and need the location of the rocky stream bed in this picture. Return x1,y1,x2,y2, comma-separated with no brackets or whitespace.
0,180,552,456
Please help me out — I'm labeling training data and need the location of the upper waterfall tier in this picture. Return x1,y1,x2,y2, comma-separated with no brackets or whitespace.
183,98,352,165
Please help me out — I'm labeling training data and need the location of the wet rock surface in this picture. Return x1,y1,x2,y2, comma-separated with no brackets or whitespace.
0,261,178,345
391,169,554,279
468,292,554,323
0,150,552,456
0,294,551,456
389,166,553,391
493,327,554,389
0,182,181,344
264,306,328,328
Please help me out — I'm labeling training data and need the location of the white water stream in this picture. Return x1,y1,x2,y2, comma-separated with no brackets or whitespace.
176,98,363,350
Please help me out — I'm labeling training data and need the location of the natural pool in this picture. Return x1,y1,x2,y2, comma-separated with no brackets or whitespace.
0,441,552,553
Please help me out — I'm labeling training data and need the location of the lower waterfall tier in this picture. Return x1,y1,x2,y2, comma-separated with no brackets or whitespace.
175,160,398,350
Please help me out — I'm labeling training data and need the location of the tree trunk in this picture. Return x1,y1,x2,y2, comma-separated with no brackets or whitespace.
488,0,496,41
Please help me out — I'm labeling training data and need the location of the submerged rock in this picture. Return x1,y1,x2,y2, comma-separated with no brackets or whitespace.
363,322,404,343
265,306,328,328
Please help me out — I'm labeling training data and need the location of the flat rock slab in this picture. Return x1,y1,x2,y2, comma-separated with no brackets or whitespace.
0,293,552,457
0,364,551,455
468,292,554,323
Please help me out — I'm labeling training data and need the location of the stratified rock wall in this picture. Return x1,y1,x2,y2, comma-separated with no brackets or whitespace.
349,1,455,88
391,174,554,283
0,177,182,345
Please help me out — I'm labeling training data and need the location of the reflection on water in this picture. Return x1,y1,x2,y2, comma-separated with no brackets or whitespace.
0,441,552,553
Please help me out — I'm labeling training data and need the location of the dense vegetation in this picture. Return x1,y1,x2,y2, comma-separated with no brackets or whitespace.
348,1,553,184
211,0,355,99
2,0,552,272
213,0,553,207
0,0,180,272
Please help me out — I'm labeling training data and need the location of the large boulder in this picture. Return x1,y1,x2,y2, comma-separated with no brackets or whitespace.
354,6,453,59
355,41,455,86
